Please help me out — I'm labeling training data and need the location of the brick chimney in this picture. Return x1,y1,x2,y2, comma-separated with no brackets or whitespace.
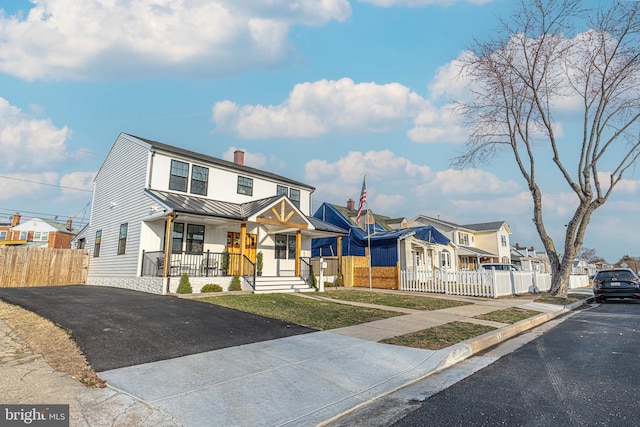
11,213,21,227
233,150,245,166
347,198,355,211
515,242,521,249
66,218,73,231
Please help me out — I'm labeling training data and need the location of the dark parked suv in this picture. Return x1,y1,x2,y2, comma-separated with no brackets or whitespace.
592,268,640,303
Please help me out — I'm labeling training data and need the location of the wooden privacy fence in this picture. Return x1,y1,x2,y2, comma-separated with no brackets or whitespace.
0,247,89,287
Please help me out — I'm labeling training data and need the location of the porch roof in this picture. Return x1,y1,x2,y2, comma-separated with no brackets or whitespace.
457,245,496,257
146,190,347,235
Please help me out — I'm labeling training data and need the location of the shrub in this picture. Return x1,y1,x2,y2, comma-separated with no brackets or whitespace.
229,274,242,291
310,273,317,289
324,281,334,288
334,274,344,287
177,273,192,294
256,251,263,274
201,284,222,293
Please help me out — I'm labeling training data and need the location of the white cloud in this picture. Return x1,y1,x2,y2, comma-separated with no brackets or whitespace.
214,78,428,139
0,0,351,80
59,171,96,199
360,0,494,7
0,97,72,171
430,168,520,195
221,147,267,169
0,173,59,200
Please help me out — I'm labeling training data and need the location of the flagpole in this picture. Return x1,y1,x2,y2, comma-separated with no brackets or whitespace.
367,207,372,292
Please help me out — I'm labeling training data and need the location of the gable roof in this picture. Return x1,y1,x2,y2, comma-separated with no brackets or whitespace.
128,133,314,191
414,215,509,234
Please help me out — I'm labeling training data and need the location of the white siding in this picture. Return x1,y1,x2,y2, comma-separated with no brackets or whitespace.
149,152,313,215
85,135,154,277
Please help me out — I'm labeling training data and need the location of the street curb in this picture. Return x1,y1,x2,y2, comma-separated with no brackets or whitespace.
319,298,590,426
438,298,590,369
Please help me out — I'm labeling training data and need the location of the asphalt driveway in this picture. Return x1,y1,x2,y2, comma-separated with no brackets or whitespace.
0,285,315,371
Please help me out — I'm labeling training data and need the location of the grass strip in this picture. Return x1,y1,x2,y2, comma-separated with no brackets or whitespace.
534,293,591,305
199,293,403,330
320,289,470,311
381,321,496,350
474,308,541,324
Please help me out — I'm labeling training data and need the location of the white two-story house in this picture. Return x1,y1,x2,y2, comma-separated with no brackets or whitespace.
75,133,345,294
410,215,512,270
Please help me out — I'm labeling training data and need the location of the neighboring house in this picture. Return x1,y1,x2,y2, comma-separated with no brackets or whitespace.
511,243,550,272
74,133,345,294
410,215,513,270
0,214,78,248
312,201,451,270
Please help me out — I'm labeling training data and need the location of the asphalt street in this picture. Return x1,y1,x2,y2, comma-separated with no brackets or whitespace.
392,300,640,427
0,285,315,371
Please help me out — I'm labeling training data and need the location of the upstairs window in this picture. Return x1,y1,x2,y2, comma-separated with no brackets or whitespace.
169,159,189,192
191,165,208,196
276,185,288,196
237,176,253,196
118,223,128,255
501,235,507,247
458,232,469,246
94,230,102,257
289,188,300,209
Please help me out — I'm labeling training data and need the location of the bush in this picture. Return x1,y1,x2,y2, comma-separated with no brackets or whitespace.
334,274,344,287
177,273,192,294
324,281,334,288
201,284,222,293
310,273,317,289
229,274,242,291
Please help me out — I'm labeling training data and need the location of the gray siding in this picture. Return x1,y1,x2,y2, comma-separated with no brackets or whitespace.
85,135,152,277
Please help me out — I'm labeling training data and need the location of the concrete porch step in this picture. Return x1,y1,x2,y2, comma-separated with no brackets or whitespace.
253,276,315,294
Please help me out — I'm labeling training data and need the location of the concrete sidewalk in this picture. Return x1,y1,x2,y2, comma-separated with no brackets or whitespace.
1,292,588,426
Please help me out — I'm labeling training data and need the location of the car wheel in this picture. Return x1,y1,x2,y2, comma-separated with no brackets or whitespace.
594,296,602,303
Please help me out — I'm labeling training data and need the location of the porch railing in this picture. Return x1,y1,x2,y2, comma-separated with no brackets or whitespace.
300,257,314,287
142,250,255,283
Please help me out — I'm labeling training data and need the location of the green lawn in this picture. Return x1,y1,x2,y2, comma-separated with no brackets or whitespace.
198,293,403,330
534,293,591,305
474,308,541,324
320,289,471,311
381,321,496,350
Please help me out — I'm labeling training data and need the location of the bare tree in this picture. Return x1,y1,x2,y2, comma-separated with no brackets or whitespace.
455,0,640,296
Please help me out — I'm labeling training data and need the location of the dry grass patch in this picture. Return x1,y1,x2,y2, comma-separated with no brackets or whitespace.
380,321,497,350
0,301,105,388
474,307,541,324
199,293,403,330
321,289,470,311
534,293,591,305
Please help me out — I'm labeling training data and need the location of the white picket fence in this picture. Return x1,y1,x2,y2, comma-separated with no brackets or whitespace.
400,269,587,298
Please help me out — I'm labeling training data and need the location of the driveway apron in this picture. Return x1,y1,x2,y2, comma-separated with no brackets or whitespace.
0,285,315,372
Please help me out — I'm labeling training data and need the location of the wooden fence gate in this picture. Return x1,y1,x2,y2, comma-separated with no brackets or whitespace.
0,247,89,287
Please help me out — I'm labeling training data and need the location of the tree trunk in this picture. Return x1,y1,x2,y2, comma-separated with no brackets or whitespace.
548,257,573,297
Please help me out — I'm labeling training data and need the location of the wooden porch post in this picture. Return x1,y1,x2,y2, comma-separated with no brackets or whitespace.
240,223,246,276
295,230,301,276
163,213,174,278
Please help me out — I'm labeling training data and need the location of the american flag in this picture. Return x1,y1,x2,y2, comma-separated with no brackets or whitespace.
356,176,367,223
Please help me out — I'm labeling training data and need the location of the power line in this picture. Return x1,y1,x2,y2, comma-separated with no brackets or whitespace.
0,175,93,193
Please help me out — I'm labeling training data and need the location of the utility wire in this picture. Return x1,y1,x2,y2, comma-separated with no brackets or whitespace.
0,175,93,193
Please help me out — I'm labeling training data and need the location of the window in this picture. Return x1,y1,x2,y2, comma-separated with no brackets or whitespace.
19,231,27,240
0,231,6,240
34,232,49,242
237,176,253,196
440,251,451,269
287,235,296,259
501,235,507,247
172,222,184,254
458,232,469,246
169,159,189,192
275,234,287,259
275,234,296,260
94,230,102,257
186,224,205,254
460,256,470,269
289,188,300,209
77,238,86,249
118,223,128,255
276,185,288,196
191,165,208,196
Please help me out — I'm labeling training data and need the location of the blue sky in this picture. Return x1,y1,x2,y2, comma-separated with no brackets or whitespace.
1,0,638,263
